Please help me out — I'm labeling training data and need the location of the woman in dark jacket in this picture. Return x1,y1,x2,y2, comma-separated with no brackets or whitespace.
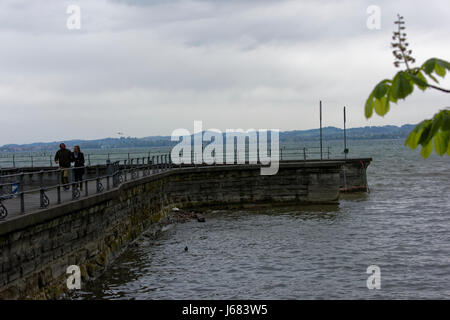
72,145,85,190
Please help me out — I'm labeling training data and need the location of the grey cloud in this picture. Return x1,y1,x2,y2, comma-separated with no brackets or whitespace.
0,0,449,145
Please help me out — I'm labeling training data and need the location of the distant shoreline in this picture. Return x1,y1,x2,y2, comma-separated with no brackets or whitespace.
0,124,415,153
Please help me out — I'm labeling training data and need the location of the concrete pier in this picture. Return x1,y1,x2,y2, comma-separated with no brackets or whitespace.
0,159,371,299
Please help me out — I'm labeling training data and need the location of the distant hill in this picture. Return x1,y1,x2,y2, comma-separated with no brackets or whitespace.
0,124,416,152
280,124,416,142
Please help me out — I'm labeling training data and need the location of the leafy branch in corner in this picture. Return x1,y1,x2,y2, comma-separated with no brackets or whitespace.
365,14,450,158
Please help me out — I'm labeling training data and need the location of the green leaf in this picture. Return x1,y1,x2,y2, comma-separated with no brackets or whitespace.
421,58,449,81
435,58,450,70
373,96,389,116
405,130,419,149
429,112,443,139
365,91,374,118
407,110,450,157
391,71,414,100
373,82,389,99
423,58,436,74
421,140,433,158
434,131,449,156
407,72,428,90
405,121,426,149
427,73,440,84
442,110,450,131
435,63,446,77
418,121,433,146
388,86,398,103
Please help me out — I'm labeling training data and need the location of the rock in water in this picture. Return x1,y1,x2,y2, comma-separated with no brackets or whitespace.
184,246,188,252
197,216,206,222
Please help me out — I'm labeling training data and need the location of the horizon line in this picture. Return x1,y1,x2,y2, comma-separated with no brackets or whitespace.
0,123,417,148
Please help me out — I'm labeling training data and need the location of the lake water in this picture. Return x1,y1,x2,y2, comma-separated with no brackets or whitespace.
70,139,450,299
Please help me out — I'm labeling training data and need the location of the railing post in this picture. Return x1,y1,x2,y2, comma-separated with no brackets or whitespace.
151,156,155,173
96,167,101,193
13,155,16,168
303,147,307,161
70,168,77,200
39,170,45,208
19,172,25,213
31,156,34,168
57,169,61,204
88,154,91,166
84,166,88,197
106,163,110,190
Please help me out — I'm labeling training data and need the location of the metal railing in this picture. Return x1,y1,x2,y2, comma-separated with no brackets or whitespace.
0,146,333,169
0,154,174,220
0,150,174,169
0,147,337,220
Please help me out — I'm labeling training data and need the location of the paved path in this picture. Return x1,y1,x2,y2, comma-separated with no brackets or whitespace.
0,168,164,222
1,178,112,221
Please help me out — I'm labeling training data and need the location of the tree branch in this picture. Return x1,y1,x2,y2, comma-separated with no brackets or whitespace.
427,84,450,93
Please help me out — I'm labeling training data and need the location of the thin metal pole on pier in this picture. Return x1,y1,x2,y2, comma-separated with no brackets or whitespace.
320,100,323,160
344,106,347,160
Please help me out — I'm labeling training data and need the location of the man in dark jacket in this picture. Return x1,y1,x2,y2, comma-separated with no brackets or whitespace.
72,145,85,191
54,143,73,188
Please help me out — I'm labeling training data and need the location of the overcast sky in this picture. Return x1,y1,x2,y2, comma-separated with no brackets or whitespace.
0,0,449,145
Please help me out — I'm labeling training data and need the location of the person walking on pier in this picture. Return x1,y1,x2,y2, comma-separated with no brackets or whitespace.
72,145,85,191
54,143,72,190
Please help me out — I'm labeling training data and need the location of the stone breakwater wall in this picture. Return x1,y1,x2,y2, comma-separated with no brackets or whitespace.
0,159,370,299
